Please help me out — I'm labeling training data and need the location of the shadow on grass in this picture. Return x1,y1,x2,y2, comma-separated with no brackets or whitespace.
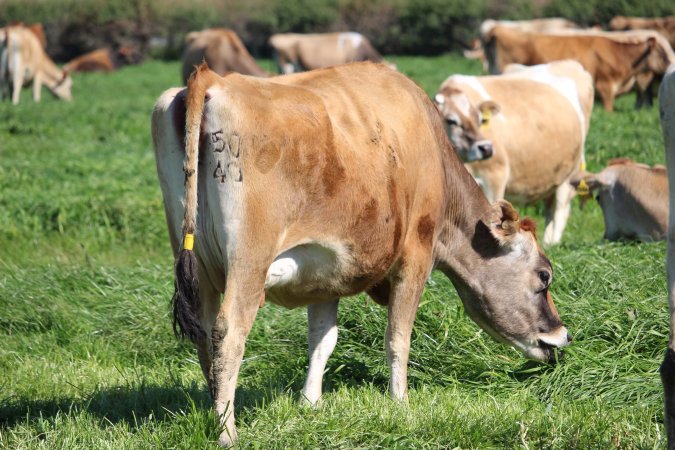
0,379,291,429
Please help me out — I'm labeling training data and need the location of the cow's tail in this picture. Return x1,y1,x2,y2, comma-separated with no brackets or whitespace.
172,62,220,342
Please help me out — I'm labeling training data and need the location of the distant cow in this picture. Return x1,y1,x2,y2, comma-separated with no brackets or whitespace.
610,16,675,48
64,47,142,73
181,28,267,84
659,62,675,450
434,60,594,245
0,25,72,104
465,18,579,71
483,26,673,111
152,62,570,446
571,158,668,241
7,22,47,49
268,32,391,74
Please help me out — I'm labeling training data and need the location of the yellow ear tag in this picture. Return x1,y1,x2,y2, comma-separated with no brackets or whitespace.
480,110,492,130
183,233,195,251
577,178,590,197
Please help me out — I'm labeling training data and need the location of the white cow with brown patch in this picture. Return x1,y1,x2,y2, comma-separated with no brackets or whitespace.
0,24,72,105
434,60,594,245
268,32,390,74
152,62,571,446
571,158,668,241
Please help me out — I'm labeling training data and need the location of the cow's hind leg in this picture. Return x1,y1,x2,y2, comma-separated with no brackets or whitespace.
543,180,575,245
386,250,433,400
194,272,221,398
211,265,265,447
302,299,339,406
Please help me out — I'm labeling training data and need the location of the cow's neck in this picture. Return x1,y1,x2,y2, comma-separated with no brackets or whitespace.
39,57,66,90
433,152,494,293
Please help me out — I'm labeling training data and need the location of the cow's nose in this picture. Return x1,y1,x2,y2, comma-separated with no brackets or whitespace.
477,141,493,158
566,333,573,343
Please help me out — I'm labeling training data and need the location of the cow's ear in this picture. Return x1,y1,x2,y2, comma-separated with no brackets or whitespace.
483,200,521,246
647,36,657,49
478,100,500,116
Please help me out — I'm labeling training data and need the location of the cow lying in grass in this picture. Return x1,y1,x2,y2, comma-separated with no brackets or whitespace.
0,24,72,104
434,60,594,245
571,158,668,241
151,62,571,446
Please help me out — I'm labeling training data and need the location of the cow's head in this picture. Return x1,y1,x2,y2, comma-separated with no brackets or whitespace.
53,69,72,101
637,37,673,75
456,201,571,362
434,87,498,162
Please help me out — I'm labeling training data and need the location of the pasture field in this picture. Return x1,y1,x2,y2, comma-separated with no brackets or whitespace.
0,55,669,448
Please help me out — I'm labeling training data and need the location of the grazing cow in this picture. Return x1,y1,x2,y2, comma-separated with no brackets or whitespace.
610,16,675,48
660,63,675,450
465,18,579,71
180,28,268,85
0,25,72,105
434,60,594,245
64,47,142,73
570,158,668,241
152,62,571,446
268,32,391,74
482,26,673,111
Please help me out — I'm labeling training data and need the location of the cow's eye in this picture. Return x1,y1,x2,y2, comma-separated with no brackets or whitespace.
447,118,459,127
538,270,551,287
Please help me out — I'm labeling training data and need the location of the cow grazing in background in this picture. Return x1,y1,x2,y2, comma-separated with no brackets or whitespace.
482,26,673,111
7,22,47,49
570,158,668,241
610,16,675,48
152,62,570,446
64,47,142,73
434,60,593,245
0,25,72,104
659,63,675,450
465,18,579,71
268,32,392,73
180,28,268,85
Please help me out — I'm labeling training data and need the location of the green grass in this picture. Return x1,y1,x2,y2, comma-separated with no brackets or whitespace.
0,55,670,448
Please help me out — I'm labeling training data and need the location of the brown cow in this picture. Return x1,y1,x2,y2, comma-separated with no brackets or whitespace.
465,18,580,71
610,16,675,48
152,62,570,446
483,26,673,111
180,28,268,84
570,158,668,241
268,32,392,74
659,64,675,450
435,60,594,245
0,25,71,105
64,47,142,73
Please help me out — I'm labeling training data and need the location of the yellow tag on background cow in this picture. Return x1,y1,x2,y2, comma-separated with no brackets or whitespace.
480,110,492,130
577,178,590,197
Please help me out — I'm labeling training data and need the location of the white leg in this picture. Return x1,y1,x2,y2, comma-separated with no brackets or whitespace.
302,299,339,405
543,181,575,245
33,72,41,102
11,54,23,105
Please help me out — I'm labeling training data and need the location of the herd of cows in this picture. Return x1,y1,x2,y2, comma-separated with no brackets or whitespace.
4,13,675,447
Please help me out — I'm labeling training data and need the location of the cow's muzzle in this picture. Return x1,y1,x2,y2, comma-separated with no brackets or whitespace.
467,140,494,161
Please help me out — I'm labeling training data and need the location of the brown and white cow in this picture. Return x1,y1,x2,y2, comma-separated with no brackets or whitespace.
268,32,391,74
482,26,673,111
570,158,668,241
465,18,580,71
180,28,268,85
434,60,594,245
659,63,675,450
152,62,571,446
0,25,72,105
64,47,142,73
610,16,675,48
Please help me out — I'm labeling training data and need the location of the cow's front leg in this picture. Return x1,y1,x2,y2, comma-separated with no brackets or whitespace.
543,180,575,245
11,58,24,105
210,271,262,447
32,72,42,102
302,299,339,406
385,252,433,400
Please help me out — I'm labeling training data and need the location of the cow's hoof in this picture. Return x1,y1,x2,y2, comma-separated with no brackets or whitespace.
218,429,237,448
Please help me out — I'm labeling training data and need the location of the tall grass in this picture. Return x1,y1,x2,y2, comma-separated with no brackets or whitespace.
0,56,669,448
